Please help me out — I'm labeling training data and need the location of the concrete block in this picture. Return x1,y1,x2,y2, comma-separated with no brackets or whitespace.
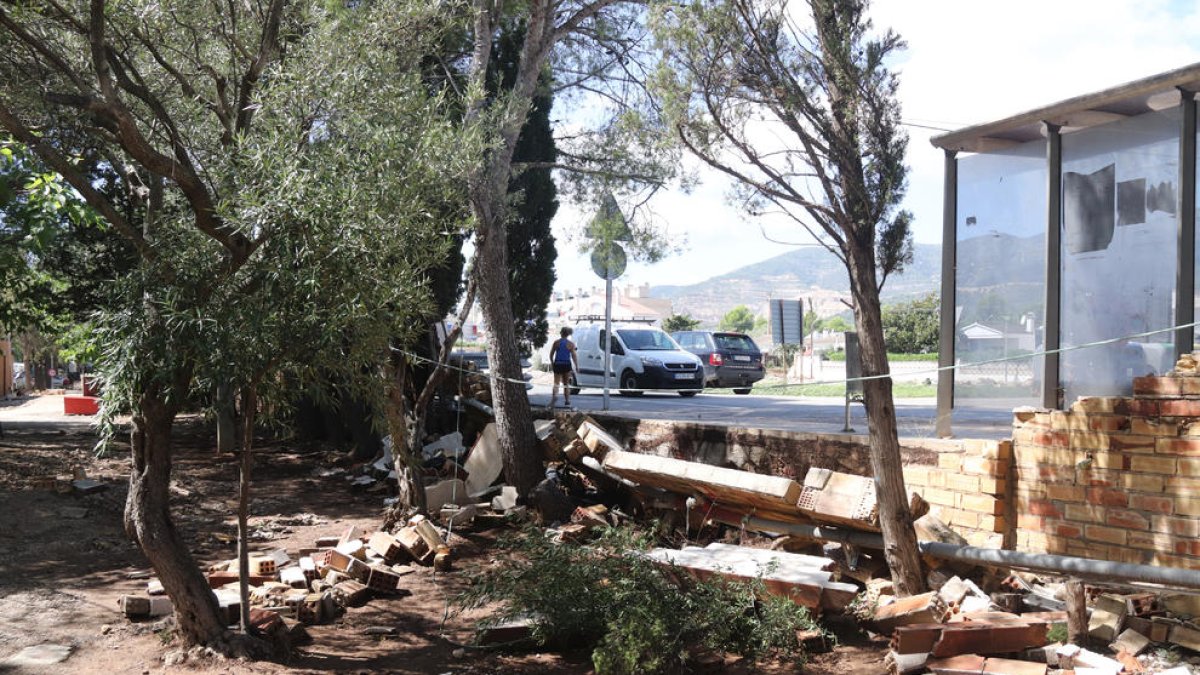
464,423,503,495
425,478,469,509
120,595,173,619
367,532,405,564
1108,627,1150,655
280,567,308,589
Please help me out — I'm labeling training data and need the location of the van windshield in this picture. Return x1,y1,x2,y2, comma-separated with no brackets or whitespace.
616,329,677,351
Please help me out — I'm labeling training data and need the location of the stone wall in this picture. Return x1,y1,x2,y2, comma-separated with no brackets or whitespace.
594,416,1011,548
1011,376,1200,569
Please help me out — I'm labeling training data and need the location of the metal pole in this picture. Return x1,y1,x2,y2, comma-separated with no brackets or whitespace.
1177,88,1197,359
1042,123,1063,410
603,276,612,411
710,510,1200,592
936,149,957,438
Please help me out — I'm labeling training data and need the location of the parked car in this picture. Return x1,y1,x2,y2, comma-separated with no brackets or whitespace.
570,322,703,397
451,351,533,389
670,331,765,394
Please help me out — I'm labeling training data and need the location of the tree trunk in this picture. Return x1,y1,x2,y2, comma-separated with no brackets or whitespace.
384,354,426,519
1065,579,1087,645
237,385,256,633
473,223,541,497
216,383,236,455
125,396,228,646
847,244,927,596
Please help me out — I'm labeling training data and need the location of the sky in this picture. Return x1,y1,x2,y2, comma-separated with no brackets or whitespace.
548,0,1200,296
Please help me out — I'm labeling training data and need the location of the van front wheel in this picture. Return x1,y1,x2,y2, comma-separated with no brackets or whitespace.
619,370,643,397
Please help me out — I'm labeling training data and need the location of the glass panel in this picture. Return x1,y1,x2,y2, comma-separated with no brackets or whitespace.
714,334,756,350
955,140,1047,409
1061,107,1181,404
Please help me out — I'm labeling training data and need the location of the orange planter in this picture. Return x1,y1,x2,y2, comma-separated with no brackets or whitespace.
64,395,99,416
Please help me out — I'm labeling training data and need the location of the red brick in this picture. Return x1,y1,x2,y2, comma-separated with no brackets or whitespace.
1134,376,1184,396
1109,435,1155,452
1070,431,1110,450
1130,455,1177,474
1165,475,1200,495
1130,417,1180,436
1052,521,1083,538
1158,438,1200,455
1029,499,1063,518
1046,484,1085,502
1160,399,1200,417
1154,516,1200,537
1017,514,1044,531
1106,509,1150,530
960,494,1003,515
1180,458,1200,476
1029,430,1069,447
1074,397,1124,413
1085,524,1128,545
1086,487,1129,508
1036,464,1077,482
1064,503,1106,523
1116,399,1161,416
1175,540,1200,556
1088,415,1130,432
1131,494,1174,514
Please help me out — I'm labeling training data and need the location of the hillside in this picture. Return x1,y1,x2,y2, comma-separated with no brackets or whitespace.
652,242,942,324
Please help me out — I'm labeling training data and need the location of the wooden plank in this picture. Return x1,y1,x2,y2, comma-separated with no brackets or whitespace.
602,450,802,515
796,468,880,531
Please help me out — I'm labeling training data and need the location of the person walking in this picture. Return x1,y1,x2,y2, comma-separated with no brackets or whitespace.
548,327,578,408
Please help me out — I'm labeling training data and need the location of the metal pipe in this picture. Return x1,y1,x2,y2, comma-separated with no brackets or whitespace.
1043,123,1063,410
1177,88,1197,359
711,511,1200,593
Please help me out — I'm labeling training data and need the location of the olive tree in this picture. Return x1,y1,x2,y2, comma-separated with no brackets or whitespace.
0,0,467,649
458,0,679,496
652,0,925,593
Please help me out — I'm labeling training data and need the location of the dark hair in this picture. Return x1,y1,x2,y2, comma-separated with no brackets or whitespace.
560,327,573,337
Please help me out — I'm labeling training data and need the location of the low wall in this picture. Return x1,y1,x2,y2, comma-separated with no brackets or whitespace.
1011,376,1200,569
591,415,1011,548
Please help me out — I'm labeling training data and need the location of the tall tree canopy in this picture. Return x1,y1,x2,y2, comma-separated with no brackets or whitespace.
653,0,925,593
0,0,470,648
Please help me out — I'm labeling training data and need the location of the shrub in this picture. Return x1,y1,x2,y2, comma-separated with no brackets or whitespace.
455,527,822,674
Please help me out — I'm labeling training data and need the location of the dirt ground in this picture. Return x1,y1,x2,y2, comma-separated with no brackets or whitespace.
0,394,888,674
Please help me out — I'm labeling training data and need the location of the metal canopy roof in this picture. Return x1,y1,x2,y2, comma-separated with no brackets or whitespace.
930,62,1200,153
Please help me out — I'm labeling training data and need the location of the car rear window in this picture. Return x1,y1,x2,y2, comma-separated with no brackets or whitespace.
714,334,756,351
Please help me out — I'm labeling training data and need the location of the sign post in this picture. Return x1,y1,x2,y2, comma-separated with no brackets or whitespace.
588,193,630,412
843,331,863,432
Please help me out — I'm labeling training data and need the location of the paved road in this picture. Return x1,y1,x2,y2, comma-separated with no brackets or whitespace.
0,393,99,433
528,385,1015,440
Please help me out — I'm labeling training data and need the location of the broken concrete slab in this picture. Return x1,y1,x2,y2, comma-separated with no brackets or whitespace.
928,621,1049,658
1056,644,1124,672
1109,627,1150,656
464,423,503,496
645,544,857,611
1088,593,1127,643
425,478,470,509
423,431,465,461
491,485,519,512
602,449,803,517
1168,622,1200,652
926,655,1047,675
797,468,879,531
2,644,73,667
578,420,623,460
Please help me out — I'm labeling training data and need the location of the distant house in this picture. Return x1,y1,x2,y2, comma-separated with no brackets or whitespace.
545,283,674,329
958,321,1035,355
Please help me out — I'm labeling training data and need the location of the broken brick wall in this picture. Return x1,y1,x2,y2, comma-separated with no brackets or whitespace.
594,416,1010,548
1012,375,1200,569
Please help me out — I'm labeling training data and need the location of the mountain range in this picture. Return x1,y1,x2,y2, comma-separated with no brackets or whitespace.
651,233,1044,324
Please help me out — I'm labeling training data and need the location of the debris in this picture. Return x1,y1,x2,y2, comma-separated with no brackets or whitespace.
425,478,470,509
147,579,164,596
1,644,73,667
423,432,465,461
926,655,1047,675
331,580,370,607
645,542,856,611
71,478,107,494
1168,622,1200,652
797,468,879,531
439,503,478,527
464,423,503,496
871,592,949,634
120,595,173,619
491,485,519,512
1109,627,1150,656
1055,643,1124,672
477,615,536,646
362,626,398,636
602,449,803,517
577,420,623,460
1087,593,1127,642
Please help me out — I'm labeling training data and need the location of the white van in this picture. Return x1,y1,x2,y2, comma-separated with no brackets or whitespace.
570,322,704,397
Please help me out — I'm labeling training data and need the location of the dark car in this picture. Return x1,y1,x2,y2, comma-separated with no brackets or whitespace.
670,331,765,394
451,351,533,389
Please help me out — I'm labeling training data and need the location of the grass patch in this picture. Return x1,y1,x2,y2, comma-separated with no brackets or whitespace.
709,378,936,399
824,351,938,362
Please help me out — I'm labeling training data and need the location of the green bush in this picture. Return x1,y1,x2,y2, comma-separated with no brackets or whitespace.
455,527,822,674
